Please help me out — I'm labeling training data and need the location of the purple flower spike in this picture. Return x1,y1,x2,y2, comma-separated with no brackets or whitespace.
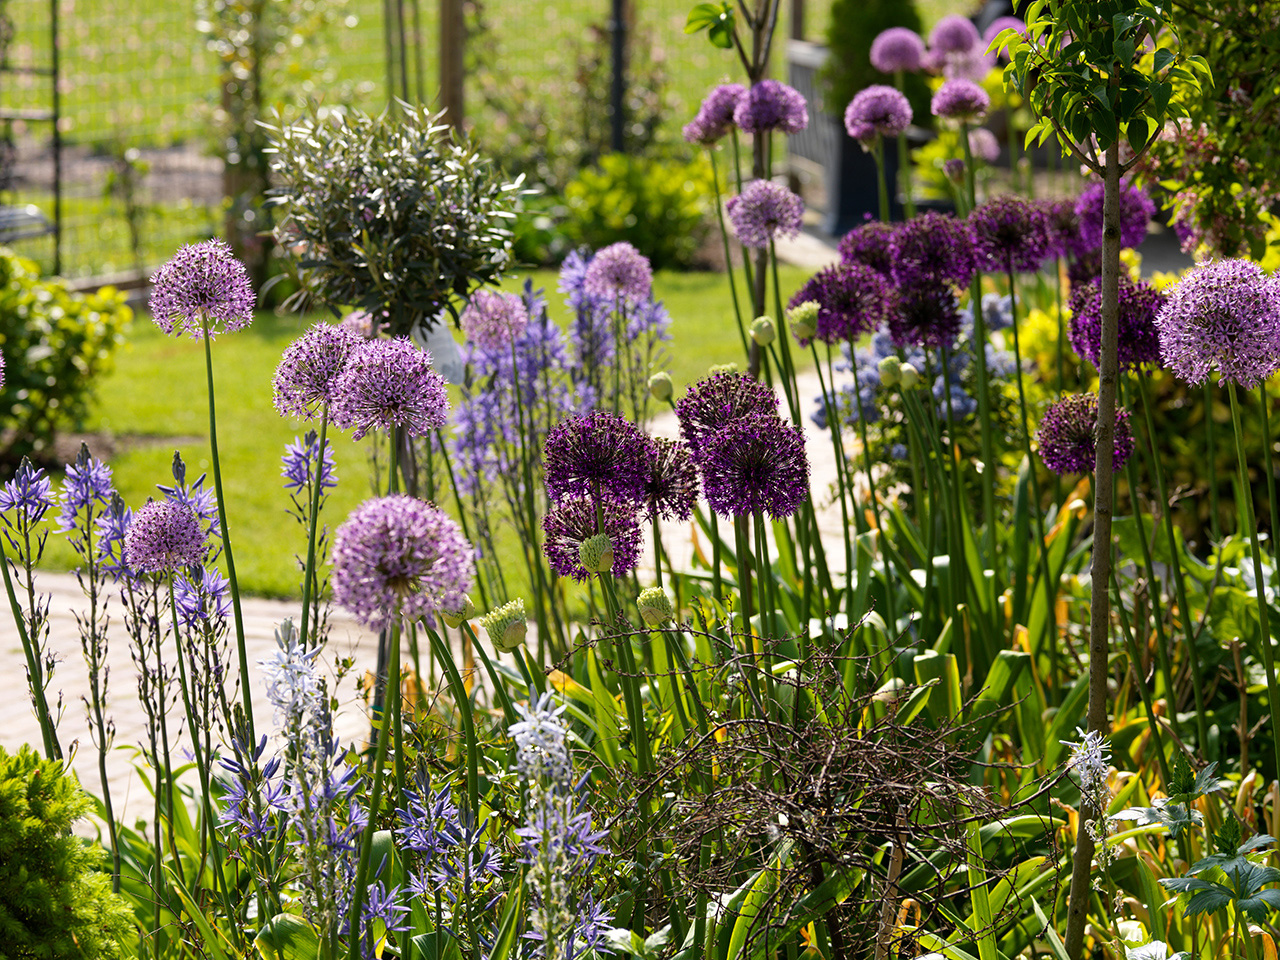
1038,394,1134,475
1069,274,1166,371
931,78,990,122
124,498,207,573
57,453,114,532
1076,179,1155,251
725,180,805,250
870,27,926,74
734,79,808,135
330,337,449,441
889,211,977,288
542,492,642,582
844,85,913,144
1156,259,1280,388
273,322,364,420
460,289,529,351
838,221,897,276
281,433,338,493
700,414,809,519
330,495,475,631
788,262,894,346
888,283,962,351
683,83,747,145
174,566,231,630
543,410,650,505
969,195,1050,273
149,239,255,339
930,14,980,54
675,372,780,459
642,437,699,522
582,242,653,306
0,460,52,524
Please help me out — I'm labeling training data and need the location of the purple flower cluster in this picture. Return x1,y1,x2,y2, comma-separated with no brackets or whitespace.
1041,198,1093,261
683,83,747,145
870,27,926,74
734,79,808,134
931,78,990,122
330,337,449,441
123,498,207,573
642,437,699,522
543,410,650,505
674,372,779,457
273,323,365,420
1075,179,1155,251
0,459,52,525
174,566,231,630
281,433,338,494
700,415,808,519
969,195,1049,273
459,289,529,351
929,14,979,54
838,220,897,276
889,211,977,288
1069,274,1166,371
542,493,642,582
788,262,895,346
726,180,805,250
1037,394,1134,475
56,452,113,532
149,239,255,339
889,283,962,350
844,85,913,143
582,241,653,305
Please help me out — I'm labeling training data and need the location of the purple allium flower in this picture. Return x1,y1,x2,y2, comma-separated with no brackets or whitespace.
931,78,990,122
340,309,379,339
844,85,913,143
124,498,207,573
174,566,231,630
889,211,977,288
683,83,747,145
1156,259,1280,388
460,289,529,351
725,180,805,250
542,492,642,582
1075,179,1155,251
968,127,1000,163
930,14,980,54
582,242,653,306
642,437,699,522
149,239,255,339
330,495,475,631
329,337,449,441
700,414,809,519
943,158,966,182
1037,394,1134,475
675,372,780,458
888,283,962,350
870,27,926,74
281,433,338,493
1041,197,1092,261
0,460,52,525
969,195,1050,273
273,323,364,420
543,410,650,505
838,220,897,275
788,262,894,346
734,79,808,135
56,452,114,532
1069,274,1167,371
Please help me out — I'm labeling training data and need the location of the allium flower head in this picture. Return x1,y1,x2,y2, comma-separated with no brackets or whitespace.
149,239,255,338
478,598,527,652
1037,394,1134,475
683,83,747,145
930,14,980,54
1070,274,1166,371
542,492,642,582
460,289,530,351
931,78,990,122
582,242,652,305
1041,197,1092,260
888,283,962,350
889,211,977,288
124,498,207,573
329,337,450,440
700,414,809,519
734,79,808,134
870,27,926,74
637,586,674,626
0,460,52,525
273,322,364,420
788,262,894,346
1156,259,1280,388
543,410,650,504
675,372,779,458
725,180,805,250
838,220,896,276
844,86,912,144
969,195,1050,273
1076,179,1155,251
330,495,475,631
642,437,699,522
968,127,1000,163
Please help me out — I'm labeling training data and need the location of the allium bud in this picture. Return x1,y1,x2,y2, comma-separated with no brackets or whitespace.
637,586,675,626
750,316,776,345
479,598,528,652
709,362,739,375
877,355,902,386
787,300,819,340
441,594,477,628
899,363,920,390
578,534,615,574
648,371,674,402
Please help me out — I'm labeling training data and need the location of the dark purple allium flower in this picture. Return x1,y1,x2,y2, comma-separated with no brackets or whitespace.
329,336,449,440
838,220,897,275
1156,259,1280,388
174,566,231,630
460,289,529,351
788,262,894,346
330,494,475,630
281,433,338,493
642,437,699,522
0,460,52,524
582,242,653,306
273,322,364,420
844,85,913,143
543,410,650,504
1069,274,1167,371
725,180,805,249
888,283,962,350
1041,198,1092,261
889,211,977,288
675,372,779,458
542,492,642,582
734,79,808,135
1037,394,1134,475
930,14,980,54
969,195,1050,273
968,127,1000,163
56,453,113,532
683,83,747,144
149,239,255,339
931,78,990,122
1075,179,1155,250
124,498,207,573
871,27,926,73
700,414,809,519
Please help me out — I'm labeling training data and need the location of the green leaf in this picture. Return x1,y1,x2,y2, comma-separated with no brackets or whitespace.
256,915,322,960
1031,898,1070,960
1153,48,1174,73
684,2,734,48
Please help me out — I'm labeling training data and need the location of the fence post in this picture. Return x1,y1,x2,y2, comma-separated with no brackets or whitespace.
609,0,627,152
440,0,464,127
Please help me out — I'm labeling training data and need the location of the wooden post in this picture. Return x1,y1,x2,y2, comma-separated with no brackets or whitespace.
440,0,464,128
791,0,804,41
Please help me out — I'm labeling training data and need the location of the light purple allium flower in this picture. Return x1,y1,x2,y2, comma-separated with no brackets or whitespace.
968,127,1000,163
870,27,926,74
787,262,894,346
281,433,338,493
56,452,113,532
460,289,530,351
642,437,699,522
543,410,650,505
931,78,990,122
930,14,980,54
844,85,913,143
683,83,747,145
0,459,52,524
675,372,780,458
124,498,207,573
700,414,809,519
174,566,231,630
734,79,808,135
1076,179,1156,250
329,336,449,441
1156,259,1280,388
1069,274,1166,371
888,282,962,350
838,220,897,276
330,495,475,631
340,309,378,339
1037,394,1134,475
725,180,805,250
273,323,364,420
542,492,642,582
582,242,653,305
969,195,1050,273
889,211,977,288
943,158,966,182
149,239,255,338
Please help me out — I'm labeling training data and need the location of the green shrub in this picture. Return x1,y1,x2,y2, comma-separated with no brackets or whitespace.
822,0,933,125
0,745,135,959
0,248,130,466
562,154,713,270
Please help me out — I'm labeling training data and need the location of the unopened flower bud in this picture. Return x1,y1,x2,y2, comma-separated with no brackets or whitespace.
648,371,673,402
709,362,739,375
479,598,528,652
578,534,614,574
899,363,920,390
637,586,675,626
877,356,902,387
787,300,819,340
441,594,476,628
749,316,776,346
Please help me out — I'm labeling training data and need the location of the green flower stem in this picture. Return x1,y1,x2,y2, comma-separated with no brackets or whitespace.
960,120,977,215
709,149,751,362
811,343,856,625
961,271,998,594
849,354,895,632
437,429,490,609
297,411,330,651
770,242,802,423
463,621,517,725
710,510,725,605
894,71,914,218
1110,563,1172,788
0,530,57,760
1205,382,1222,541
872,136,889,222
426,625,480,816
